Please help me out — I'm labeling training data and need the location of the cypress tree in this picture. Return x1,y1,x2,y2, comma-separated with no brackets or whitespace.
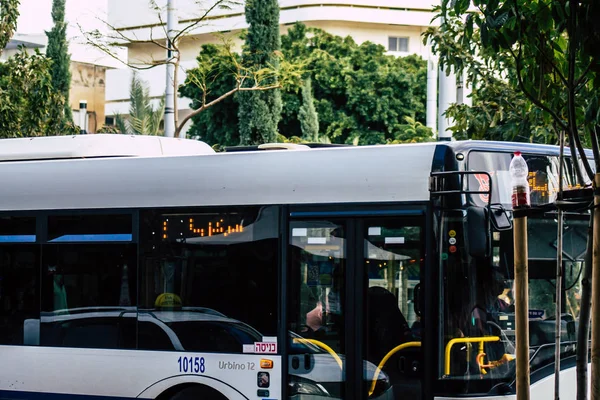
46,0,73,123
298,77,319,142
237,0,282,145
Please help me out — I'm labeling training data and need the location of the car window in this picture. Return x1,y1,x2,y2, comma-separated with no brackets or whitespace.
138,320,175,351
41,317,120,349
168,321,253,353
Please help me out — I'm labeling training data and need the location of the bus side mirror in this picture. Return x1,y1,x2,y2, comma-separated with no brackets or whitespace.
467,206,490,258
490,205,512,231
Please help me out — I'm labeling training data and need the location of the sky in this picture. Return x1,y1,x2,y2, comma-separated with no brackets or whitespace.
16,0,122,67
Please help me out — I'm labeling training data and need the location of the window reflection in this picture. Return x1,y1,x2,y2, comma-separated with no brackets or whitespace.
41,244,137,313
39,244,137,349
440,211,588,394
0,245,39,345
365,219,422,399
290,222,345,342
468,151,587,207
289,220,346,399
139,206,279,352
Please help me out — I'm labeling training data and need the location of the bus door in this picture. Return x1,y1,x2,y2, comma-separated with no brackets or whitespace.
287,211,426,400
363,216,424,399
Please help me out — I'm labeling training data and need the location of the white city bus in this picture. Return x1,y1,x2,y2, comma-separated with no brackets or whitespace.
0,135,592,400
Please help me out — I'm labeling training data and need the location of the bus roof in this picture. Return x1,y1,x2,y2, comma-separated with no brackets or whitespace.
0,139,438,211
446,139,593,158
0,137,587,212
0,134,215,161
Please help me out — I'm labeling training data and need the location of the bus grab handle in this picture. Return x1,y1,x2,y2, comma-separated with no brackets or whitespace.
444,336,501,375
292,337,343,370
368,341,422,396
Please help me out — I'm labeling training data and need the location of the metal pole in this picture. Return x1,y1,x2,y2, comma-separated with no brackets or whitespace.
554,210,563,398
164,0,176,137
426,54,438,133
436,2,455,142
79,100,88,134
555,131,565,400
437,65,456,141
591,173,600,400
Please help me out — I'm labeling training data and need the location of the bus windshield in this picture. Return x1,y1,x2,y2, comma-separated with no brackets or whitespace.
467,150,588,208
439,209,588,394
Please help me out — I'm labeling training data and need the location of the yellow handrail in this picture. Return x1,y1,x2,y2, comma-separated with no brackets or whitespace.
292,337,343,370
368,341,422,396
476,352,516,371
444,336,500,375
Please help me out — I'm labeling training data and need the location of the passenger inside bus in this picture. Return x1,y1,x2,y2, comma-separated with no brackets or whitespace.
443,246,516,379
366,286,413,364
299,265,344,339
468,267,514,337
367,286,422,399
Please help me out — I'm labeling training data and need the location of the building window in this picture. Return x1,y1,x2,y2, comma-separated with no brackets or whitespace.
105,116,115,126
388,37,409,52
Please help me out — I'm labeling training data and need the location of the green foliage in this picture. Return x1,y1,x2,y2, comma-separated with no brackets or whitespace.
180,43,241,145
281,23,430,145
427,1,600,177
46,0,73,123
0,49,78,137
0,1,76,137
181,23,431,146
96,125,120,134
298,77,319,141
424,16,555,143
0,0,19,56
116,73,164,135
388,117,436,144
179,37,301,145
237,0,282,145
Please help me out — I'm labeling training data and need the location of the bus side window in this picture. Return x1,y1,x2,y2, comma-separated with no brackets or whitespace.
38,214,137,351
139,206,280,348
0,225,39,347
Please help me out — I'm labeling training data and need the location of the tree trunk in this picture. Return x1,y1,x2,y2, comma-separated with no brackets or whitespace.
577,216,593,400
591,173,600,400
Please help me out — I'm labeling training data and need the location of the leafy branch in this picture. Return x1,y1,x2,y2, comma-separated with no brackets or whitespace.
176,40,302,137
0,0,19,56
81,0,242,136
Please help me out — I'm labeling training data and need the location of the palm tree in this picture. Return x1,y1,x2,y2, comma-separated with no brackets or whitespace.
115,72,165,135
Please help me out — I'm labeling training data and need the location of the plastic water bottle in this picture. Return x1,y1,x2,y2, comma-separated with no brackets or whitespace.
509,151,530,209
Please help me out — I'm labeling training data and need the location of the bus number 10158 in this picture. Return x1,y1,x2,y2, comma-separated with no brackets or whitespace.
177,356,206,374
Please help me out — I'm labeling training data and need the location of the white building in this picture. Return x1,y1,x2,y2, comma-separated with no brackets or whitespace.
1,33,47,61
105,0,465,138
